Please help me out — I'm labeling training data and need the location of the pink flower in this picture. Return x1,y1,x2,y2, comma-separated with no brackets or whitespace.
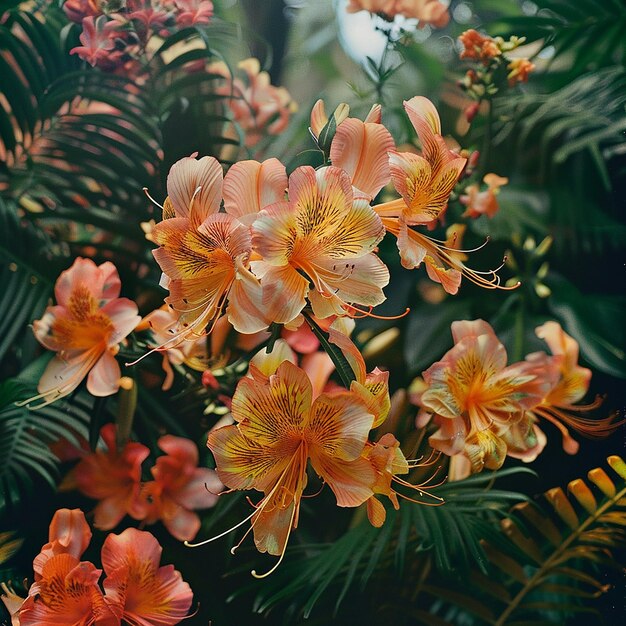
102,528,193,625
70,16,123,68
30,258,140,406
138,435,222,541
418,320,553,475
210,58,296,148
69,424,150,530
524,322,621,454
126,0,175,31
151,155,282,339
174,0,214,26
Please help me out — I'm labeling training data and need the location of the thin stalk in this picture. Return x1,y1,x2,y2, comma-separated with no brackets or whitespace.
512,296,525,362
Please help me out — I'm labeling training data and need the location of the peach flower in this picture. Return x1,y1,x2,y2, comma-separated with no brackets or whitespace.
30,258,140,407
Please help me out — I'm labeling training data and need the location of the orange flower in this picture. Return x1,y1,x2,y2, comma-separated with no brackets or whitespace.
459,29,501,62
460,173,508,218
102,528,193,625
251,165,389,323
138,435,222,541
383,97,467,226
151,154,287,341
507,58,535,85
370,97,481,293
203,360,376,576
28,258,140,406
525,322,621,454
68,424,149,530
363,433,409,526
16,508,194,626
419,320,552,475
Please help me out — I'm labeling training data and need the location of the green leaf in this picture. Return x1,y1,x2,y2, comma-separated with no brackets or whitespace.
547,274,626,378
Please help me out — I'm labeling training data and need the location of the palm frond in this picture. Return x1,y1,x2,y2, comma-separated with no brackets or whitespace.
0,197,54,368
1,9,243,274
408,455,626,625
0,378,91,514
245,468,532,619
493,67,626,189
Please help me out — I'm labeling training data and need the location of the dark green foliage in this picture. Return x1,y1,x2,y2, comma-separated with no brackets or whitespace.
0,378,91,513
246,468,533,619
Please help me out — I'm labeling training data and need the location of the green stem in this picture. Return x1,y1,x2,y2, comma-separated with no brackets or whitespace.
479,99,494,177
512,296,525,362
302,311,355,389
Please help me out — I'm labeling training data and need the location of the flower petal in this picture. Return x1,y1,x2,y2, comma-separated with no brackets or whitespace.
394,219,428,269
254,262,309,325
252,498,295,556
249,338,297,378
101,298,140,346
307,390,373,461
33,509,92,576
388,151,432,219
54,258,121,306
232,360,312,446
101,528,193,626
86,350,121,397
226,260,270,334
207,424,292,492
330,118,394,199
403,96,442,163
424,255,462,295
223,158,287,222
310,455,375,507
300,351,335,399
166,154,223,224
172,468,222,510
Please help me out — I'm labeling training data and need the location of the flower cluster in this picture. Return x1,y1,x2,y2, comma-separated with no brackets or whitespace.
146,96,512,355
67,0,214,69
458,29,535,106
412,320,619,479
345,0,449,28
62,424,222,541
3,508,193,625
